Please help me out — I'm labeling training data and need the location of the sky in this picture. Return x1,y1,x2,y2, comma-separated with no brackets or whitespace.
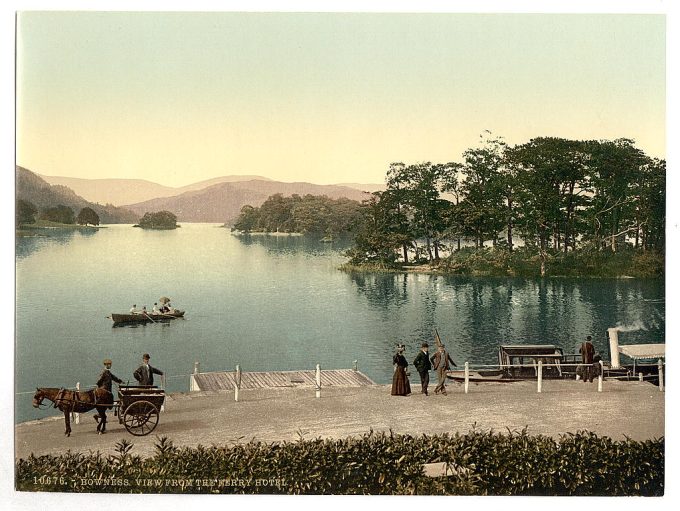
15,9,666,187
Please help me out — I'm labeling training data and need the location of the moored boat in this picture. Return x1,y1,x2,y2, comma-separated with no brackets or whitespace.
447,345,575,382
109,310,185,324
447,331,665,385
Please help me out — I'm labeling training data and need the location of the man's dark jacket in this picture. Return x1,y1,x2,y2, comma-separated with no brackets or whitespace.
133,364,164,386
97,369,123,392
413,350,432,373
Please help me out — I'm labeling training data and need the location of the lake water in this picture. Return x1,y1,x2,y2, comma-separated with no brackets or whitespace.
15,223,665,423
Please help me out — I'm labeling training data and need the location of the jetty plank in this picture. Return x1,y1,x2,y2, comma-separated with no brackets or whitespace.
192,369,376,391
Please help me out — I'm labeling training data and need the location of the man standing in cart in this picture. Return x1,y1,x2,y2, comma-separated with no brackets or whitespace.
133,353,164,387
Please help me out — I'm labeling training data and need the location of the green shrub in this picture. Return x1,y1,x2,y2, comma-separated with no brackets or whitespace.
15,429,663,495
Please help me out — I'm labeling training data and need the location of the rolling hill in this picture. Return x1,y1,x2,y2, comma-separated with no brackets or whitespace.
16,166,138,223
123,180,372,223
38,174,273,206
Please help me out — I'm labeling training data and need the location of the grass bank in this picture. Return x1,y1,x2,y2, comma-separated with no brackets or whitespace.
16,429,663,495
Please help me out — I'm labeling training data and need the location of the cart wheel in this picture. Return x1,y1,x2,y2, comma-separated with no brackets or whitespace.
123,400,159,436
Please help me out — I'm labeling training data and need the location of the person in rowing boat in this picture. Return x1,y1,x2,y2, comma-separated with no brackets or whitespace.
133,353,164,386
152,303,160,314
130,304,139,314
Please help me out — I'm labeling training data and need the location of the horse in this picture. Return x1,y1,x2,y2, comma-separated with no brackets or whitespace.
32,387,115,436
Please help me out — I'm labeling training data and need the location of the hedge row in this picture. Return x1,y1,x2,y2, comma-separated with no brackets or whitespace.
16,429,663,495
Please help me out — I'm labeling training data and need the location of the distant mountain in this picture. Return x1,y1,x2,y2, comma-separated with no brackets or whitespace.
336,182,385,193
16,166,138,223
123,180,371,223
38,174,273,206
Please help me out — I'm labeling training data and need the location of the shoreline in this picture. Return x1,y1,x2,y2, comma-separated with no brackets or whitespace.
339,263,663,279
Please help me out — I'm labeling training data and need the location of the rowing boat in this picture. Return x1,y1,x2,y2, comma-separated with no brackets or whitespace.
109,310,185,324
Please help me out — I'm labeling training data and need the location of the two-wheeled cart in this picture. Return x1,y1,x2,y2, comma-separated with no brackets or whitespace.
115,385,165,436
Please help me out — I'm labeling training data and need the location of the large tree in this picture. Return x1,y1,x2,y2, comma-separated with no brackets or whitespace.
138,210,178,229
346,192,409,267
76,207,100,226
16,199,37,226
458,133,508,248
39,204,75,224
585,138,647,252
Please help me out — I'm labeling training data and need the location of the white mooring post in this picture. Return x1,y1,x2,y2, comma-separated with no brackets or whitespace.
464,362,470,394
190,361,200,391
74,382,80,425
658,359,664,392
353,360,358,372
235,365,241,402
638,372,644,382
315,364,321,398
537,361,543,393
598,361,604,392
161,375,166,412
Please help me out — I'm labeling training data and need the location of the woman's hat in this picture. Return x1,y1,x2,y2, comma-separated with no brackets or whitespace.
103,359,112,365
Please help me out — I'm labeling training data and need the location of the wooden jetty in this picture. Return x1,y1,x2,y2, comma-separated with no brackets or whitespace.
191,369,375,392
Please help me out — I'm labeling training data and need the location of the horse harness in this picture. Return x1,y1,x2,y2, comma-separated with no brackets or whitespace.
52,387,114,411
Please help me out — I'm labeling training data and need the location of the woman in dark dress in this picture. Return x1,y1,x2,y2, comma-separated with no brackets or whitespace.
391,344,412,396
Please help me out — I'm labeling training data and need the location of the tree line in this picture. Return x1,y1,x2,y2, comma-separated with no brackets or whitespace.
347,135,665,275
17,200,179,231
16,200,101,227
232,193,362,237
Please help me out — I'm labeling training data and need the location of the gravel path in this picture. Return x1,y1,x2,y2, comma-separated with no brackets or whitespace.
15,379,664,459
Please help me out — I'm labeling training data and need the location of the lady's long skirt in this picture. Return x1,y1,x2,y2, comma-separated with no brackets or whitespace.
391,366,411,396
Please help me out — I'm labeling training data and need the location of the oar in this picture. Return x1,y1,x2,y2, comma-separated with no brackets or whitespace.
143,312,157,323
434,328,443,348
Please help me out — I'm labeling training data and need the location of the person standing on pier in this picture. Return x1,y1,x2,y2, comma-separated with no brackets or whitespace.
580,335,596,383
391,344,411,396
133,353,164,386
431,344,457,395
413,342,432,396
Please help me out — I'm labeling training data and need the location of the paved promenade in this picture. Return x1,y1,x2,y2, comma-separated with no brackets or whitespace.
15,379,664,459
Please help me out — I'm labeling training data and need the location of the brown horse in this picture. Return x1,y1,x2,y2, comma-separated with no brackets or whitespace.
32,387,115,436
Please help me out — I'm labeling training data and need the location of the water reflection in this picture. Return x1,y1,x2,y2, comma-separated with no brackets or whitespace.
347,272,665,364
346,271,410,310
16,229,81,259
232,232,352,257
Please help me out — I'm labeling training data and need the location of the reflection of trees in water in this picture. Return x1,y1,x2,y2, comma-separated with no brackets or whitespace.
16,230,78,259
233,233,352,257
346,272,409,311
346,269,664,367
437,277,521,363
